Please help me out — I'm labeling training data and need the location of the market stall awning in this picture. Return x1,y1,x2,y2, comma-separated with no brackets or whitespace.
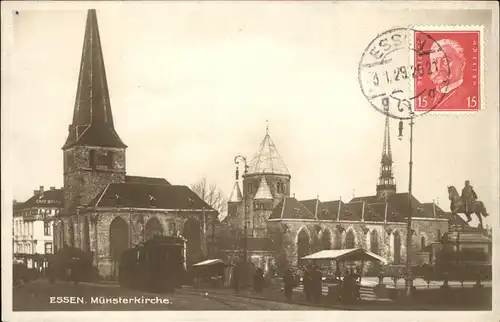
192,259,233,267
301,248,388,264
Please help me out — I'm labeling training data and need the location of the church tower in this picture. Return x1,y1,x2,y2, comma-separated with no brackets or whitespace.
376,112,396,200
61,10,127,247
243,124,290,237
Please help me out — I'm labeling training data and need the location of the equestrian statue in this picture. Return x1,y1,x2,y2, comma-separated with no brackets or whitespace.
447,180,489,229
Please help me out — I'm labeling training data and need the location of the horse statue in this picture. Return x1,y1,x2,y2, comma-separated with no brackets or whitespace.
447,185,489,229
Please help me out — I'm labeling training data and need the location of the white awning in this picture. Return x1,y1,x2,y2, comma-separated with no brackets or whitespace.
301,248,388,264
192,259,231,267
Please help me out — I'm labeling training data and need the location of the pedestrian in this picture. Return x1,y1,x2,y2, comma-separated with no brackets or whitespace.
303,265,312,301
355,266,362,283
312,266,323,303
283,269,295,302
253,268,264,293
341,269,353,303
233,266,239,293
47,261,55,285
70,258,81,286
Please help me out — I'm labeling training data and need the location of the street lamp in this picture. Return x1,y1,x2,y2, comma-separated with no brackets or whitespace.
234,155,249,262
137,216,145,242
398,111,415,297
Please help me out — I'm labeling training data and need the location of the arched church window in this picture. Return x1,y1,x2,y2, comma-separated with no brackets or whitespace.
248,182,253,194
421,236,426,250
346,229,355,249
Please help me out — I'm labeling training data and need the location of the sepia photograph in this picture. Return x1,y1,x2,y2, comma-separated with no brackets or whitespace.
1,1,498,321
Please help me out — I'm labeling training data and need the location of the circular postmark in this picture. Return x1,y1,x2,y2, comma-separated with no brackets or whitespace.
358,27,451,120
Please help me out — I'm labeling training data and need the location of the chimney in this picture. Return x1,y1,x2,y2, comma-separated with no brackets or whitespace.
50,186,56,191
39,186,44,193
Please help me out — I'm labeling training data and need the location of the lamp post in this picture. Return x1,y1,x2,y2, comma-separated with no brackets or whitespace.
398,112,415,297
234,155,249,262
137,216,145,243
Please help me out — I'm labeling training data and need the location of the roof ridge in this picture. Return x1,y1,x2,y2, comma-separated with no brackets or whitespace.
280,197,287,219
117,182,182,187
95,183,111,207
267,134,290,174
368,202,387,205
266,134,274,173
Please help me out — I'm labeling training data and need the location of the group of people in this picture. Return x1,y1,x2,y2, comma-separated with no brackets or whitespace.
283,265,323,302
283,265,363,303
232,265,266,293
301,265,323,302
231,261,365,304
340,269,362,303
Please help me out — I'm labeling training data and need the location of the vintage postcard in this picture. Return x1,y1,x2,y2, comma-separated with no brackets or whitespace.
1,1,498,322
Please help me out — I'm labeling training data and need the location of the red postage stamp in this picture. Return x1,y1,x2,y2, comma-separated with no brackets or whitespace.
414,26,483,113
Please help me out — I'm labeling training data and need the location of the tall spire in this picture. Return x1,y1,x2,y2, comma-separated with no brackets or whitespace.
63,9,126,149
382,111,392,158
376,112,396,199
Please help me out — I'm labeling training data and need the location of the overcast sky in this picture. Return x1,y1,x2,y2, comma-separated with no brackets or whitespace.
2,2,498,227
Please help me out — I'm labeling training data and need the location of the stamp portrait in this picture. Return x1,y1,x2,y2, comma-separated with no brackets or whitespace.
413,26,483,113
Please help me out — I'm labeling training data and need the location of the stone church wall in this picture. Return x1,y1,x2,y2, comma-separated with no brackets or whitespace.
63,146,126,214
58,209,216,279
266,219,429,275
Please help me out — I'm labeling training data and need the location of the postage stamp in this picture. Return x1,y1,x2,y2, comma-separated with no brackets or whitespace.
413,26,484,113
358,25,484,118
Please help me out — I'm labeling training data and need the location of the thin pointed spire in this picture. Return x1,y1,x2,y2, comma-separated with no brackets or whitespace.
63,9,126,149
229,180,243,203
376,113,396,198
266,120,269,135
382,113,392,159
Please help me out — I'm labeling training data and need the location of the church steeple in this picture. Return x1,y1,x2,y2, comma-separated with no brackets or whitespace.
376,112,396,199
229,167,243,203
63,9,126,149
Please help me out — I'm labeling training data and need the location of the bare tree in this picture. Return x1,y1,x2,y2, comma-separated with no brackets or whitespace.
190,177,227,221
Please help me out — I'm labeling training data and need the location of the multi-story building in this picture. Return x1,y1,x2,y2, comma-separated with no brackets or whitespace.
13,186,63,268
